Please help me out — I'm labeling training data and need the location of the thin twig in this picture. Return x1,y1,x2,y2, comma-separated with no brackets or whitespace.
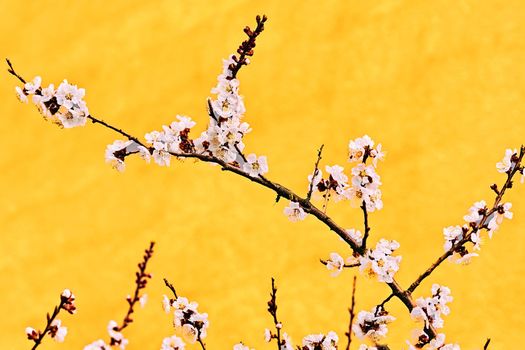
320,259,359,268
345,275,357,350
229,15,267,79
483,338,491,350
267,278,282,350
163,278,179,299
361,202,371,249
115,241,155,333
306,144,324,201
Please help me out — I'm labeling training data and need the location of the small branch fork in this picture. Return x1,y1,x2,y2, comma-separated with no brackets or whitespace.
406,146,525,295
28,295,72,350
344,275,357,350
267,278,283,350
8,15,525,344
163,278,206,350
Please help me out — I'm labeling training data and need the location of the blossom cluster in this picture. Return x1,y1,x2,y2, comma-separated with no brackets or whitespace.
407,332,460,350
83,320,129,350
101,53,269,176
307,136,384,211
411,284,453,330
284,135,384,224
25,289,76,345
353,307,395,342
359,239,401,283
301,331,339,350
163,295,209,345
15,76,89,128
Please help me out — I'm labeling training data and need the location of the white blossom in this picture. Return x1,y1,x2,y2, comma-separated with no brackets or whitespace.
49,319,67,342
358,345,377,350
302,331,338,350
171,296,209,344
326,252,345,277
163,295,172,313
353,308,395,341
283,201,307,222
161,335,186,350
84,340,111,350
107,320,128,349
487,202,513,237
346,228,363,246
463,200,487,224
15,86,28,103
233,343,254,350
139,294,148,308
411,284,453,330
243,154,268,177
264,328,272,342
496,148,518,173
359,239,401,283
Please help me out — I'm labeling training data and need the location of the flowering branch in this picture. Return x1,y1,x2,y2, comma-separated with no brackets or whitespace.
163,278,208,350
344,275,357,350
10,14,525,348
116,241,155,333
406,146,525,295
26,289,76,349
84,242,154,349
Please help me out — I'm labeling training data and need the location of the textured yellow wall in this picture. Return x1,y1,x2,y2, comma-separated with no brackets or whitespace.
2,1,525,349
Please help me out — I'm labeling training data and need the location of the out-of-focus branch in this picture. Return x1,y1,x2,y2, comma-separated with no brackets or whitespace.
267,278,282,350
344,275,357,350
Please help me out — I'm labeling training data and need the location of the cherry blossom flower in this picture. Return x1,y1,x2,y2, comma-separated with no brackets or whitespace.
49,319,67,342
264,328,272,342
359,239,401,283
84,340,111,350
348,135,375,163
411,284,453,330
302,331,338,350
162,295,172,313
160,335,186,350
325,252,345,277
168,296,209,344
108,320,128,349
347,228,363,246
284,201,307,222
358,345,377,350
105,140,133,172
15,76,89,128
61,289,77,314
15,86,27,103
25,327,39,341
243,154,268,177
463,200,487,224
281,333,294,350
353,308,395,341
233,343,254,350
496,148,518,173
139,294,148,308
487,202,513,237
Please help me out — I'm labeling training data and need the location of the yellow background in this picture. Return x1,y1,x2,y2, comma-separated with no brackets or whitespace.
2,1,525,349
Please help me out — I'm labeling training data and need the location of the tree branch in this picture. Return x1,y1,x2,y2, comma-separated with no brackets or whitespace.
345,275,357,350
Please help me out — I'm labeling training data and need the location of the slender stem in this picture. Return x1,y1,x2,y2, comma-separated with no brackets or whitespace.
483,338,491,350
345,275,357,350
361,202,371,249
320,259,359,269
115,241,155,333
30,300,65,350
267,278,282,350
163,278,179,299
306,144,324,201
